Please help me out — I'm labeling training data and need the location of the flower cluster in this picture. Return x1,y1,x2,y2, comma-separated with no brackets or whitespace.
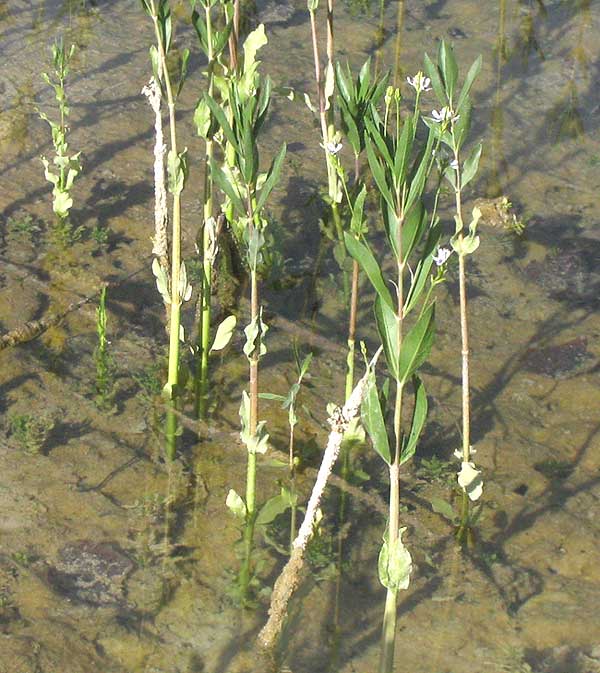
406,71,432,93
431,106,460,124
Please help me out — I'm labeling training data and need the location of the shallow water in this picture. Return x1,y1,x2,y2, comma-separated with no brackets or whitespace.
1,1,599,672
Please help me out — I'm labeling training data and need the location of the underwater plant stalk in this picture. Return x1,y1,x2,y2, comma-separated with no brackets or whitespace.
240,214,261,600
380,200,405,673
195,2,216,419
453,150,473,540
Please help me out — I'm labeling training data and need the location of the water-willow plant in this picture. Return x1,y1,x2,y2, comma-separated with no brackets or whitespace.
140,0,191,459
191,0,234,418
423,41,484,542
93,286,115,411
261,351,313,551
205,25,286,600
38,39,81,227
335,57,388,399
343,71,447,673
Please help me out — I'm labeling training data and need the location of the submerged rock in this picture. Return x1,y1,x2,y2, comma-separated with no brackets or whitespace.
524,240,600,305
47,541,134,607
257,0,297,25
522,337,592,378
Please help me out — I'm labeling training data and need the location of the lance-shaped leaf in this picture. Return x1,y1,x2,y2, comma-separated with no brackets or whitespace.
350,184,367,235
403,219,441,315
365,116,393,169
400,376,427,465
461,141,482,189
393,116,414,185
361,367,391,465
452,98,471,152
255,142,286,212
405,127,434,213
397,302,435,384
423,52,446,107
243,23,267,74
366,139,395,211
401,201,427,263
210,158,246,214
438,41,458,102
374,295,399,380
204,93,238,150
456,55,482,114
176,48,190,98
344,232,394,310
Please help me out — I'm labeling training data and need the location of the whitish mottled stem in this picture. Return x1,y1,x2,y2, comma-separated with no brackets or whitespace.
258,349,380,649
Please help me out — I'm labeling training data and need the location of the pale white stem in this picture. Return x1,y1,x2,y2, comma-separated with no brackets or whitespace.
142,77,169,263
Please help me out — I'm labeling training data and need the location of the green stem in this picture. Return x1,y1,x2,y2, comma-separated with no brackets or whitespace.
379,460,400,673
196,2,216,419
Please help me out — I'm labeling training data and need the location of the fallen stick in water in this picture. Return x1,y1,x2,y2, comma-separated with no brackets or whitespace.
258,349,380,650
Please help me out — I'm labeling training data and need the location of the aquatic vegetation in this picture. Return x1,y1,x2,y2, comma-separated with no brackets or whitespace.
261,351,313,550
206,23,286,601
93,286,115,412
37,39,82,237
345,68,442,670
141,0,192,459
8,412,55,455
191,0,235,418
423,41,484,544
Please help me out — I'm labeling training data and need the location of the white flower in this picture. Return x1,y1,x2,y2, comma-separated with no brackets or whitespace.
457,461,483,501
450,158,459,170
431,106,460,124
321,140,343,155
406,72,431,93
432,246,452,266
453,447,476,460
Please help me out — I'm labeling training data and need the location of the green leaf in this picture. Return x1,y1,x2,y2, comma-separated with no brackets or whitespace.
256,487,294,526
456,55,482,114
307,0,319,10
204,94,238,150
393,116,414,186
210,315,237,352
423,52,446,107
176,48,190,98
52,189,73,218
461,142,482,189
194,97,212,138
405,127,434,213
350,185,367,234
344,232,394,309
243,23,267,74
378,528,412,592
397,302,435,384
374,295,399,380
226,489,247,519
255,143,286,212
400,376,427,464
430,497,457,522
210,159,245,214
438,41,458,102
366,139,395,211
259,393,286,402
167,148,188,195
243,308,268,360
361,368,391,465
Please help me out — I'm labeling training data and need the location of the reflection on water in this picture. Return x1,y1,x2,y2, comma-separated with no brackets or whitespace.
0,1,599,672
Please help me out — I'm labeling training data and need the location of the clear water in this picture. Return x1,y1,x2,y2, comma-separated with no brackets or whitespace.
0,1,599,672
